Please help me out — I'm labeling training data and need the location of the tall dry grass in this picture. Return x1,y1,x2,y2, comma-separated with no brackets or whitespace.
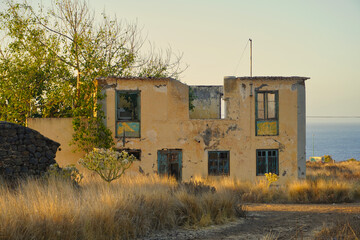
0,161,358,239
0,175,244,240
195,161,360,204
315,215,360,240
307,161,360,181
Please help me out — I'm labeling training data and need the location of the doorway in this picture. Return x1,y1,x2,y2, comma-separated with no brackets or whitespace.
157,149,182,181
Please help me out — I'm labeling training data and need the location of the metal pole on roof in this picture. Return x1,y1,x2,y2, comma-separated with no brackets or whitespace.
249,38,252,77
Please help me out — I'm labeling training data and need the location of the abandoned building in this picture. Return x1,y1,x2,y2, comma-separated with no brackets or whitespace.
28,75,309,184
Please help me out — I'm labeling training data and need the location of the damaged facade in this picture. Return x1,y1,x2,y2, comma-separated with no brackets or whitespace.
27,75,308,183
94,75,308,183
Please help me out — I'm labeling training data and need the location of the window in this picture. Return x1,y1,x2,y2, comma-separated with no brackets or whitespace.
255,91,278,136
117,149,141,161
208,151,230,176
116,91,140,138
256,149,278,175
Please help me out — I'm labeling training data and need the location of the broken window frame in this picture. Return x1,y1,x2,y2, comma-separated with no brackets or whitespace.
208,151,230,176
256,149,279,176
189,86,224,120
115,90,141,138
116,149,141,161
157,149,182,181
255,91,279,136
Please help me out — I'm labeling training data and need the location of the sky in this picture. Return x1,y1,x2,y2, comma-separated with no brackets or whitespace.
4,0,360,116
87,0,360,117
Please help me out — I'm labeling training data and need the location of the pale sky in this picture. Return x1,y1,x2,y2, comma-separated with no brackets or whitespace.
5,0,360,116
88,0,360,117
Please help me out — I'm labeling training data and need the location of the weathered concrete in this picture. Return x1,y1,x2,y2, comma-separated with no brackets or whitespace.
28,76,309,184
296,81,306,178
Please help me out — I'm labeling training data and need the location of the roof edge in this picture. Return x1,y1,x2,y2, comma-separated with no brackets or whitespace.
227,76,310,81
95,76,186,86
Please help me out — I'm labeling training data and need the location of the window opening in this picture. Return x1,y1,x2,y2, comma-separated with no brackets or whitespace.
221,97,226,119
116,91,140,138
208,151,230,176
255,91,278,136
256,149,279,175
157,149,182,181
117,149,141,161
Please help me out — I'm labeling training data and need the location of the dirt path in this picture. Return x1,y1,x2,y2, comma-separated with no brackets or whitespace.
142,203,360,240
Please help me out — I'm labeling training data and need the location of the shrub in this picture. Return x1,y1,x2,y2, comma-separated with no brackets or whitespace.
323,155,334,163
79,148,135,183
177,181,216,196
347,158,358,162
45,163,83,185
265,173,279,187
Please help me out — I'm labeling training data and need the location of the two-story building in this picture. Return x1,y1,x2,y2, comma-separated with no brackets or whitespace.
28,75,308,183
87,75,308,183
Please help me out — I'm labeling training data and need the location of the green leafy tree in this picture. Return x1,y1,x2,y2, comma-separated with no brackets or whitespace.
0,0,185,152
0,2,72,123
79,148,135,183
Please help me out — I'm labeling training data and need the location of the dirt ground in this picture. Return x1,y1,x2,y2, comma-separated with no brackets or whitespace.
142,203,360,240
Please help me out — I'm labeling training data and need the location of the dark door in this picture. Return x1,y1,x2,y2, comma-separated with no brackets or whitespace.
157,149,182,181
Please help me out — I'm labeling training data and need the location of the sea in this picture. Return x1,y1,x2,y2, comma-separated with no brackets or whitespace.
306,117,360,162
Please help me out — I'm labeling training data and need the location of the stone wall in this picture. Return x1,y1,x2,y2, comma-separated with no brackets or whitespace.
0,121,60,181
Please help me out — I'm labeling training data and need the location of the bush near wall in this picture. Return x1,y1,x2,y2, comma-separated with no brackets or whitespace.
0,121,60,182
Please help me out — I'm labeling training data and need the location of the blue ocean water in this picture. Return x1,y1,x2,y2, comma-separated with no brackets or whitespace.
306,118,360,161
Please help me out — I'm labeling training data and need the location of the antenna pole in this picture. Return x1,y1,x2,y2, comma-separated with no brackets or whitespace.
249,38,252,77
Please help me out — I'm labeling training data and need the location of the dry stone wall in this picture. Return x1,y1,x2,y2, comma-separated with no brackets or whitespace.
0,121,60,181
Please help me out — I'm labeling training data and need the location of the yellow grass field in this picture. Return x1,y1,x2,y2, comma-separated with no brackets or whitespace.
0,175,244,240
0,160,359,239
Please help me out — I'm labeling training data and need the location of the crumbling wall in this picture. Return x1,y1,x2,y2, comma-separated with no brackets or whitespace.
189,86,223,119
0,121,60,181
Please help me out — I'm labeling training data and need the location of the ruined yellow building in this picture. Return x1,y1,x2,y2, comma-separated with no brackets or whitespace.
28,76,308,184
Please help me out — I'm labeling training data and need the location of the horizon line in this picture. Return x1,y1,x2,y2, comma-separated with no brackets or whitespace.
307,116,360,118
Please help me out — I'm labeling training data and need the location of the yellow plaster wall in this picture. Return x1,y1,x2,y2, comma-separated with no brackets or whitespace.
26,118,86,169
233,80,297,183
99,77,305,184
27,76,306,184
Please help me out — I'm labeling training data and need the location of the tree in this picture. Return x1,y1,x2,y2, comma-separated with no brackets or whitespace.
0,0,185,151
0,2,73,123
79,148,135,183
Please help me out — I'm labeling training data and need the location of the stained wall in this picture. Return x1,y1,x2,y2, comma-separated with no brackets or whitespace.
98,76,308,184
27,76,308,184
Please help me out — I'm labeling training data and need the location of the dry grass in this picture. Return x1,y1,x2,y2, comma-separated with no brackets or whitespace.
0,175,244,240
262,232,279,240
192,161,360,204
1,161,359,239
288,178,360,203
315,216,360,240
307,161,360,181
